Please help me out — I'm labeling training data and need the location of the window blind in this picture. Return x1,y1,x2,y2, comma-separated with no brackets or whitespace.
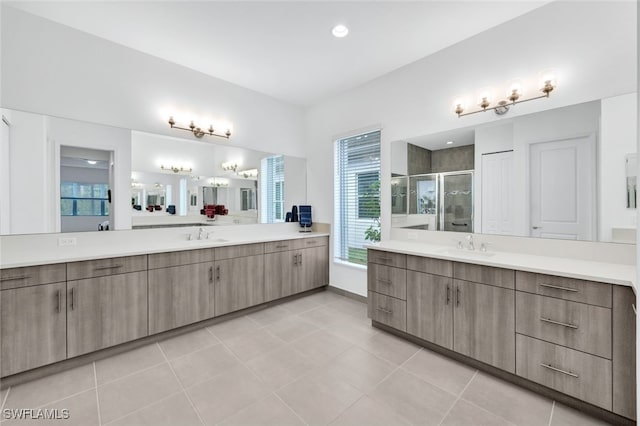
334,130,381,265
260,155,285,223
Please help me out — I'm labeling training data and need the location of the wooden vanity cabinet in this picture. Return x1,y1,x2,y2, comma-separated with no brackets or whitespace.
215,243,265,316
1,281,67,377
148,248,216,334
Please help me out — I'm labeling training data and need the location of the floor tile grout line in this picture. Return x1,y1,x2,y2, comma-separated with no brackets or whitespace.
271,391,310,426
458,397,519,426
101,390,185,426
93,362,102,426
95,359,168,388
160,340,220,364
548,400,555,426
156,342,207,426
0,387,9,413
25,385,97,411
436,370,479,426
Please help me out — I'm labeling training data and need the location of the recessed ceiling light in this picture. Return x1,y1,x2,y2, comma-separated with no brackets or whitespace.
332,24,349,38
446,141,454,145
87,160,97,165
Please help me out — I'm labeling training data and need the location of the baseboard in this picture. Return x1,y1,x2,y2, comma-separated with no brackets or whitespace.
327,285,367,303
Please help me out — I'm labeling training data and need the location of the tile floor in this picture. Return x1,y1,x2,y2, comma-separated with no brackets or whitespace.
0,290,612,426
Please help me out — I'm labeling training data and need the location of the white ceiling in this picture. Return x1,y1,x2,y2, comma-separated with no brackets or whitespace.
6,1,547,106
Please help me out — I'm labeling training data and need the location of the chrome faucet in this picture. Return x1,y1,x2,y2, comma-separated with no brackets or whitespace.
466,234,475,251
198,227,206,240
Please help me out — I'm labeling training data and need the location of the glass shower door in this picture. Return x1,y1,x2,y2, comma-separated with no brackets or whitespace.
441,172,473,233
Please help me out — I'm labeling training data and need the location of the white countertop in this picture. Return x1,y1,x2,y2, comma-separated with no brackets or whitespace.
0,223,328,269
368,240,636,291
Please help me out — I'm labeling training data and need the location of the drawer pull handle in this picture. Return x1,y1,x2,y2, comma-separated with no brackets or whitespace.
94,265,124,271
377,279,392,285
306,241,316,245
456,287,460,306
70,287,76,310
216,266,220,281
56,290,62,313
539,317,578,329
540,363,579,378
539,283,579,293
376,257,391,262
298,254,303,265
0,275,31,281
209,266,213,283
376,307,393,315
446,285,451,305
275,245,288,248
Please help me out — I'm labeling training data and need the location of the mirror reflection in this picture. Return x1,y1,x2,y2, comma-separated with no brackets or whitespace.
391,96,637,244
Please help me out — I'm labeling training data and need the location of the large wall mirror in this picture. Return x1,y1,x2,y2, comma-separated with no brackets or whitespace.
391,95,637,244
0,108,307,235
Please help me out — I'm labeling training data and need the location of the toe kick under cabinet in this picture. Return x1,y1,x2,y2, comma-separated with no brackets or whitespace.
0,235,330,379
367,248,636,421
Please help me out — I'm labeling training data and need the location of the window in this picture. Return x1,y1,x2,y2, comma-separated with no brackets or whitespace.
334,130,381,265
260,155,285,223
60,182,109,216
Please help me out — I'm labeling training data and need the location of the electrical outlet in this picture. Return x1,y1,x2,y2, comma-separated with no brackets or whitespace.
407,232,419,240
58,237,77,246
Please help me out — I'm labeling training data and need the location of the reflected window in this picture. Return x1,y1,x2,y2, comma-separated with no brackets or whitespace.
261,155,285,223
60,182,109,216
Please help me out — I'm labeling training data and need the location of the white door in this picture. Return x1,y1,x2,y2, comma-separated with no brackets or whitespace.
529,135,595,240
481,151,514,235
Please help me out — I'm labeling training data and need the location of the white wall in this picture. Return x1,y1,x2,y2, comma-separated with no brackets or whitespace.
305,1,637,295
1,6,306,159
600,93,638,241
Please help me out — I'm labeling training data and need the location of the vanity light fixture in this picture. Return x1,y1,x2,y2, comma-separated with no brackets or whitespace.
168,116,231,139
238,169,258,178
453,70,557,118
222,162,239,172
86,160,97,165
160,164,193,174
446,141,454,145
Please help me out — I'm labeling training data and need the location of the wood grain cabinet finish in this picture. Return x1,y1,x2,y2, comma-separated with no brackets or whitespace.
1,282,67,376
215,243,264,261
295,237,328,250
368,291,406,331
264,240,296,254
516,271,612,308
67,255,147,281
367,263,407,300
516,292,611,359
0,264,66,290
453,263,515,289
406,255,452,277
613,285,636,419
406,271,453,349
453,279,515,372
516,334,612,410
367,249,406,269
148,249,215,269
301,246,329,292
148,262,215,334
265,250,298,301
67,271,148,357
214,254,264,316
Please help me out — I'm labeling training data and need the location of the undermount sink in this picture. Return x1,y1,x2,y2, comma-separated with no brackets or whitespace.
209,238,229,243
437,249,496,258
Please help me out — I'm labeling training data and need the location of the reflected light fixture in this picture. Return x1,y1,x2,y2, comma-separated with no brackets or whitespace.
222,162,239,172
238,169,258,178
160,164,193,174
86,160,97,165
168,116,231,139
453,70,557,118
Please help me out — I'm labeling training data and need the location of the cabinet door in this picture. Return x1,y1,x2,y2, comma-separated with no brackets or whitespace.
67,271,148,358
148,262,215,334
613,285,636,419
265,251,296,302
1,282,66,376
454,279,515,372
300,246,329,292
215,255,264,316
406,271,453,350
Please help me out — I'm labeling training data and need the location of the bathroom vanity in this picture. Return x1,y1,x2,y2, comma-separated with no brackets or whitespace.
367,241,636,423
0,227,329,381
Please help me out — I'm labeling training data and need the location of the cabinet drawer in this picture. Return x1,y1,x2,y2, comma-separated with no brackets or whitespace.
516,271,611,308
67,255,147,280
264,240,296,253
367,249,406,269
0,263,66,290
367,263,407,300
294,236,328,250
516,292,611,359
453,263,514,289
516,334,612,410
148,248,215,269
368,291,406,332
407,255,452,277
215,243,264,260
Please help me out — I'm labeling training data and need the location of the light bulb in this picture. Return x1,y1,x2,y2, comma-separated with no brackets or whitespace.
332,25,349,38
453,97,466,115
507,80,523,102
539,69,557,94
477,88,493,109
